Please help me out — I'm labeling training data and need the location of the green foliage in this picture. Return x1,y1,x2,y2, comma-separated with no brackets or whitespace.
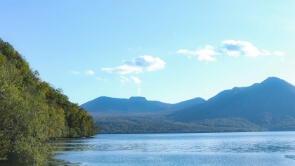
93,114,263,134
0,38,97,165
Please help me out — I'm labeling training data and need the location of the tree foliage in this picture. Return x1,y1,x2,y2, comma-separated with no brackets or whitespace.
94,114,262,134
0,38,97,165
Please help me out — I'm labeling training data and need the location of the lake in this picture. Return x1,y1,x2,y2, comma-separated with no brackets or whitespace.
50,131,295,166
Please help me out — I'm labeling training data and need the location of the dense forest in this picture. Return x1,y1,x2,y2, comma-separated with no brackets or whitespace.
93,114,262,134
0,39,98,165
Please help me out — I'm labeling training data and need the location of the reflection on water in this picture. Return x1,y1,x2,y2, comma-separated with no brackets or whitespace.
50,132,295,166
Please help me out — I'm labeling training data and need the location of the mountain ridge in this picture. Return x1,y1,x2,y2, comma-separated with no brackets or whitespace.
169,77,295,130
83,76,295,133
81,96,205,114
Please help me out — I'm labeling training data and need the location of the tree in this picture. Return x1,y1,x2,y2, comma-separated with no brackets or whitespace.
0,38,98,165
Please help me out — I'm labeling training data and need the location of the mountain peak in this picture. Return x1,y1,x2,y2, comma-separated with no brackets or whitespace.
262,77,284,83
260,77,294,90
169,77,295,123
260,77,293,86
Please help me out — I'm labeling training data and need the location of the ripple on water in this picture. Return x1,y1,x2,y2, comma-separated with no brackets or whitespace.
51,132,295,166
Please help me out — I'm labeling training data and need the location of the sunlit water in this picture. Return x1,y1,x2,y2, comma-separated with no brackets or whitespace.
50,132,295,166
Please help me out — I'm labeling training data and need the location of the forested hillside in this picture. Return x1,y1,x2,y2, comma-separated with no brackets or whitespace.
0,39,97,165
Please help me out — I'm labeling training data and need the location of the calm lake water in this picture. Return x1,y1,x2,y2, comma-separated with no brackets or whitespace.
50,131,295,166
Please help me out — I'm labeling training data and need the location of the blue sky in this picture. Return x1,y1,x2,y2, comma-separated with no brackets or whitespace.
1,0,295,104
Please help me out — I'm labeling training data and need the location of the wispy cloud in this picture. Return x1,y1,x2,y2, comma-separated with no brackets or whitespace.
120,75,130,83
222,40,285,57
85,70,95,75
273,51,285,56
222,40,262,57
70,70,81,75
70,69,96,76
197,45,218,61
126,55,166,71
130,76,142,96
177,40,285,61
130,76,142,85
102,55,165,75
177,45,218,61
102,65,142,75
119,75,142,86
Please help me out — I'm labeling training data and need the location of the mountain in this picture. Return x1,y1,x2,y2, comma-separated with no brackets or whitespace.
169,77,295,130
172,97,206,110
82,96,171,113
83,77,295,134
81,96,205,114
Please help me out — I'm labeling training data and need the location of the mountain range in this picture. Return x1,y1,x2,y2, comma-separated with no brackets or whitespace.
170,77,295,123
82,77,295,133
81,96,205,114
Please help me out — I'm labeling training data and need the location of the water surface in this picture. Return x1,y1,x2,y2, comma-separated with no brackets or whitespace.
51,131,295,166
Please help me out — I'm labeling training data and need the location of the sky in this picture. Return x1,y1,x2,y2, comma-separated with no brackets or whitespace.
1,0,295,104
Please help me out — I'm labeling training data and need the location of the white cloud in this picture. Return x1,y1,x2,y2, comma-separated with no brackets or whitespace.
260,50,271,56
120,76,130,83
177,45,218,61
222,40,261,57
177,49,197,55
130,76,142,85
118,75,142,86
197,45,218,61
71,70,98,76
178,40,285,61
102,55,165,75
126,55,166,71
85,70,95,75
70,70,80,75
273,51,285,56
102,65,142,75
221,40,286,58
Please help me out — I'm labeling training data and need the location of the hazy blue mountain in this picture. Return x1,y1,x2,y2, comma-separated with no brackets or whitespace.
172,97,206,110
81,96,205,114
83,77,295,133
81,96,168,113
169,77,295,130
